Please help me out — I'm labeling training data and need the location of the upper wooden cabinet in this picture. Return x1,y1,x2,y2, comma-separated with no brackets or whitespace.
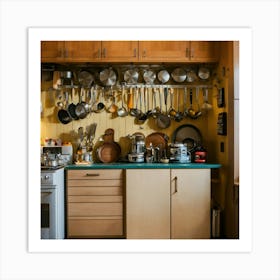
139,41,219,62
189,41,219,62
41,41,138,62
139,41,189,62
41,41,219,63
101,41,138,62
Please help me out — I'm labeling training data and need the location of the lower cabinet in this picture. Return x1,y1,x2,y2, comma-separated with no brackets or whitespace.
66,169,124,238
126,169,211,239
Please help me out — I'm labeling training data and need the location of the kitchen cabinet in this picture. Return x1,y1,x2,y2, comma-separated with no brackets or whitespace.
101,41,138,62
189,41,219,62
41,41,102,62
41,41,138,62
66,169,124,238
171,169,210,238
139,41,189,62
42,40,219,63
41,41,66,62
139,41,219,62
126,168,211,239
126,169,170,239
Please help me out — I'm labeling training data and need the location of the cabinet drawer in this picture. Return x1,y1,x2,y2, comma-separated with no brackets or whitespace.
68,218,123,237
67,179,122,187
67,169,123,180
68,202,123,216
68,195,122,203
68,186,122,196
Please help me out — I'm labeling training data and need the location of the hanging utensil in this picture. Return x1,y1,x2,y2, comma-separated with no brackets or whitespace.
156,87,171,129
75,88,87,119
57,91,72,124
117,85,128,117
107,87,118,114
67,87,79,120
201,87,213,110
186,88,196,118
168,88,177,118
174,88,184,122
130,87,141,117
194,87,202,118
95,88,106,113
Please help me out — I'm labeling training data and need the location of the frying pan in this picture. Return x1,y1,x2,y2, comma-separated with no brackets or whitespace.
67,88,79,120
171,124,202,151
57,92,72,124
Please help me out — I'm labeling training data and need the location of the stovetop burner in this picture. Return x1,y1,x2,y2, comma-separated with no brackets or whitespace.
41,165,65,171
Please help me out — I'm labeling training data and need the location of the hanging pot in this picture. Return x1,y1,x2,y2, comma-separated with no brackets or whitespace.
143,69,156,84
124,69,139,84
171,68,187,83
100,68,117,86
78,70,94,88
157,70,170,84
198,67,210,80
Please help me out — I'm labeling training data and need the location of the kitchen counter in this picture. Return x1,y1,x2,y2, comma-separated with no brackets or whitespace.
65,162,221,170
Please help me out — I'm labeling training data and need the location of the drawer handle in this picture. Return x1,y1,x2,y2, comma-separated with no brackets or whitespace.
86,173,100,177
174,176,178,193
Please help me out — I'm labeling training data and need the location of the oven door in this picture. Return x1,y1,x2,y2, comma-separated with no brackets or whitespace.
41,188,57,239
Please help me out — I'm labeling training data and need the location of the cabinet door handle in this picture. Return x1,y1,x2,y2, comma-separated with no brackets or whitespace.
103,48,106,58
186,48,189,58
142,49,146,57
97,49,101,59
134,48,137,57
86,173,100,177
174,176,178,193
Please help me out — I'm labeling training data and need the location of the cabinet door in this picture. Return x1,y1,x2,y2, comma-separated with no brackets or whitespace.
41,41,65,62
190,41,219,62
139,41,189,62
64,41,102,62
101,41,138,62
126,169,170,239
171,169,211,239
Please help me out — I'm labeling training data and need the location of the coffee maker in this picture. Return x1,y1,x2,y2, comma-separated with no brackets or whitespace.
127,133,145,163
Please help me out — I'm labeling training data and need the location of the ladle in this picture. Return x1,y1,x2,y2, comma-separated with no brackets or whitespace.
130,87,141,117
168,88,177,118
201,88,213,110
117,86,128,117
174,88,184,122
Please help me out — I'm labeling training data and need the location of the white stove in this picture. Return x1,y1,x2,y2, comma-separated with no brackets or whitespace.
41,166,65,239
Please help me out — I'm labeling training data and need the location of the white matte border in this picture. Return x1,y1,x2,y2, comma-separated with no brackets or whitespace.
28,27,252,253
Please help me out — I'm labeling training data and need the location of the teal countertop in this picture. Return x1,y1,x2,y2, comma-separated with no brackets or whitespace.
65,162,221,170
